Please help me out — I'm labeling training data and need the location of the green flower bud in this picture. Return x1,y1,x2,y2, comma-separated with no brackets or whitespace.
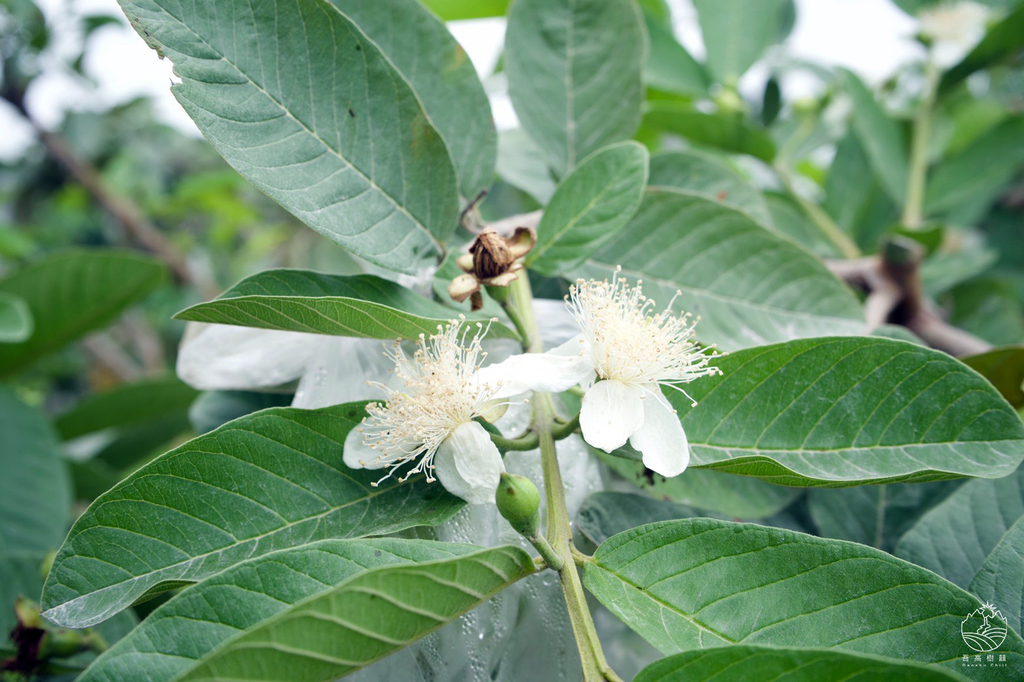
495,472,541,537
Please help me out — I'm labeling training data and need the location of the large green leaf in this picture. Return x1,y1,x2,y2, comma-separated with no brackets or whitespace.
577,492,703,546
808,482,961,551
584,518,1024,680
765,192,844,258
528,142,648,276
0,292,32,343
962,347,1024,408
895,467,1024,590
971,517,1024,638
579,189,865,351
505,0,646,176
634,646,967,682
327,0,496,199
822,133,898,253
496,128,557,205
642,104,776,161
118,0,458,273
0,249,164,377
0,389,72,641
642,11,709,96
672,336,1024,486
79,539,534,682
940,4,1024,94
175,270,518,340
647,149,772,227
599,454,800,518
692,0,790,83
55,377,198,440
41,402,465,629
924,117,1024,218
843,70,908,206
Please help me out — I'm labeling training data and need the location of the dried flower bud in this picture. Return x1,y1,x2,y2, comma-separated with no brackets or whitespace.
449,227,536,310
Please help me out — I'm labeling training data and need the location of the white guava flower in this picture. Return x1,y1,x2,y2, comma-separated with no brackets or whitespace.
481,270,720,478
918,1,991,67
342,318,514,505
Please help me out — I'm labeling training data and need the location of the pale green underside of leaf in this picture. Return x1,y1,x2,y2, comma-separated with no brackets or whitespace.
970,516,1024,638
598,453,800,519
843,69,908,206
326,0,496,199
635,645,967,682
529,141,649,275
896,467,1024,590
577,492,704,547
693,0,790,83
505,0,646,176
55,376,199,440
585,518,1024,681
0,249,165,377
642,12,709,97
579,189,865,351
673,336,1024,486
41,402,464,629
175,270,518,340
80,539,534,682
118,0,459,273
0,292,32,343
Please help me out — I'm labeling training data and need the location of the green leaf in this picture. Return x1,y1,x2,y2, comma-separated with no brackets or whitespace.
642,12,709,96
599,454,800,518
673,336,1024,486
79,539,534,682
764,193,844,258
940,4,1024,94
175,270,518,340
419,0,509,20
584,518,1024,680
528,142,649,276
577,492,703,546
895,467,1024,590
962,347,1024,408
692,0,791,83
0,249,164,377
822,133,898,253
647,149,773,228
808,482,961,552
55,377,199,440
971,516,1024,638
951,278,1024,347
843,70,908,206
634,645,968,682
505,0,646,176
118,0,459,273
579,189,865,351
924,117,1024,218
0,292,32,343
327,0,496,199
0,389,72,642
41,402,465,629
642,104,776,161
496,128,557,205
921,249,998,298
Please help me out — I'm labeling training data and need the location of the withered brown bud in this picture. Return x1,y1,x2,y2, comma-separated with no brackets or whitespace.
449,226,536,310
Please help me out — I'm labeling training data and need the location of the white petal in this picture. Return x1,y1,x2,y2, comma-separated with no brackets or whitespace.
293,337,396,409
534,298,581,348
630,388,689,477
342,426,388,471
434,422,506,505
478,335,594,399
176,323,318,390
579,380,644,452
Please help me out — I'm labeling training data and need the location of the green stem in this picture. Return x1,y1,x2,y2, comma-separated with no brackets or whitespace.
903,57,939,228
551,412,581,441
508,275,620,682
489,431,540,451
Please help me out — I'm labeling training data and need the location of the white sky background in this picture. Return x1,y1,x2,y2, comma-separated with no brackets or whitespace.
0,0,922,161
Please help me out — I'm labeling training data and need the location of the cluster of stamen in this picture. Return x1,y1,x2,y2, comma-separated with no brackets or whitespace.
566,268,722,405
357,317,506,485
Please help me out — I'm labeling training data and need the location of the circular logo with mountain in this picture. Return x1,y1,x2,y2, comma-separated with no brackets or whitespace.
961,603,1008,653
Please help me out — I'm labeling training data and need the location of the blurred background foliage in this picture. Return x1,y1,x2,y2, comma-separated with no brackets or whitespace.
0,0,1022,677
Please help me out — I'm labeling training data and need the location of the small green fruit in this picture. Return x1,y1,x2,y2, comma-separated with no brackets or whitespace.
495,472,541,537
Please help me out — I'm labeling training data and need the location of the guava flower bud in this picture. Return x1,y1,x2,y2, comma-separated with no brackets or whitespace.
495,472,542,537
448,227,536,310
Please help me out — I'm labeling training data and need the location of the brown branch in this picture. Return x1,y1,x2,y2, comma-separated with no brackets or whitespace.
827,238,992,357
